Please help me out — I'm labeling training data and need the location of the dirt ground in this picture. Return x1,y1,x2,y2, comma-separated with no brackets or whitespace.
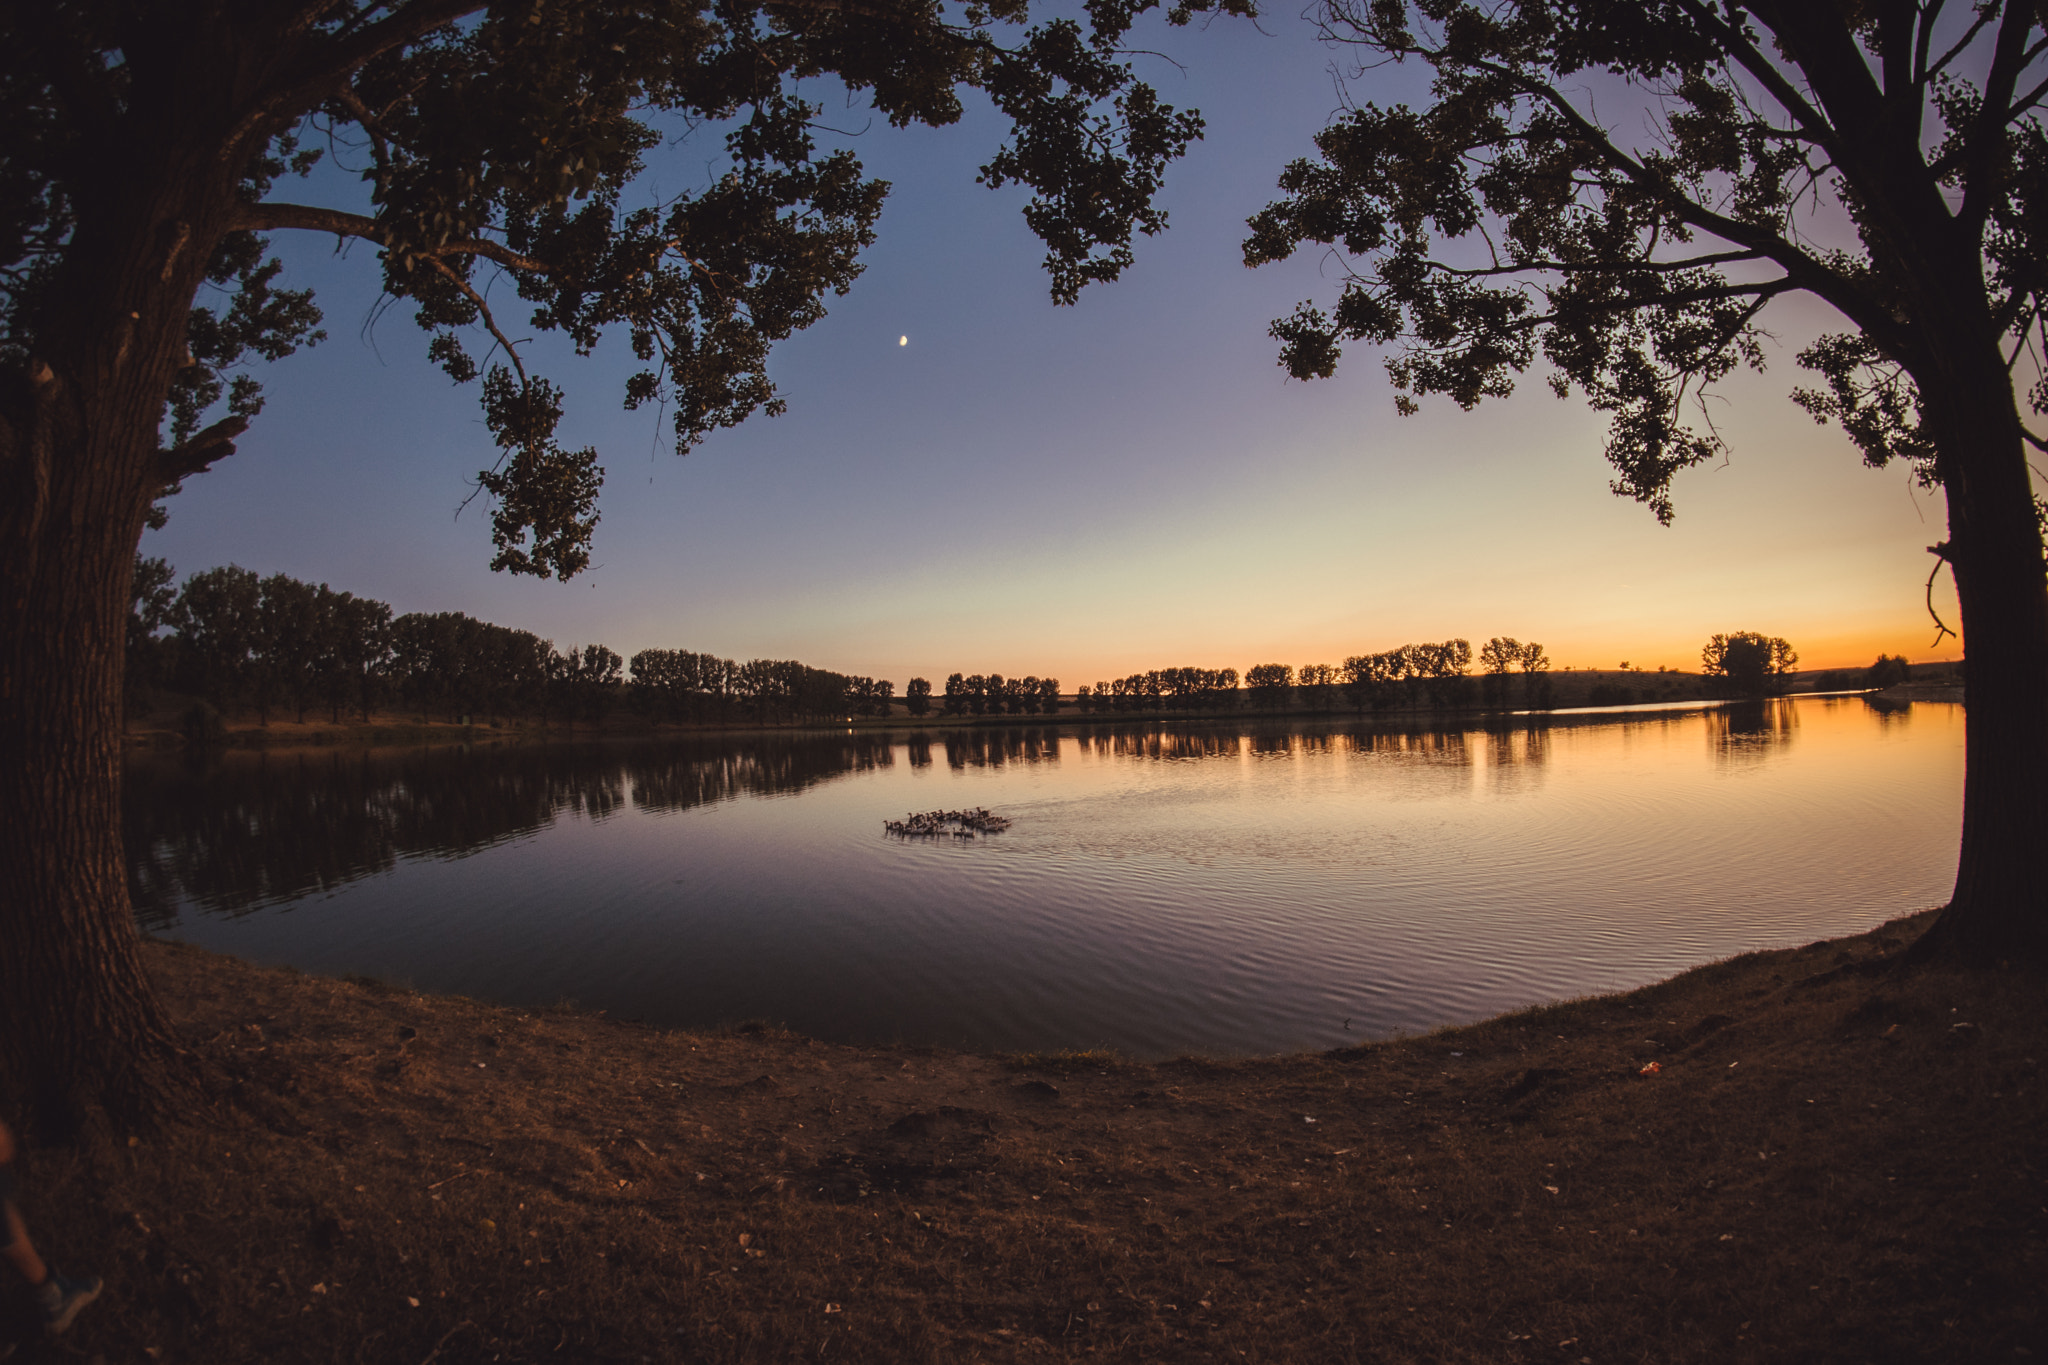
3,912,2041,1363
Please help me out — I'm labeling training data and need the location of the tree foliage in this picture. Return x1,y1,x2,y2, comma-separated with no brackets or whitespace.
1,0,1247,577
1240,0,2048,958
904,676,933,716
1245,661,1294,705
125,555,179,710
1700,630,1796,697
1242,0,2048,528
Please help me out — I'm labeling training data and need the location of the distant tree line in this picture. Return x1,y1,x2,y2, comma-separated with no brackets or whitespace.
627,649,894,726
129,559,894,728
1066,639,1555,716
147,563,1840,728
938,673,1063,716
1812,653,1915,693
1073,667,1238,713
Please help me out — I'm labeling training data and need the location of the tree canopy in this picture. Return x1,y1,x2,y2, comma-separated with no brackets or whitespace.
1700,630,1796,697
1242,0,2048,960
1,0,1247,575
0,0,1261,1133
1244,0,2048,529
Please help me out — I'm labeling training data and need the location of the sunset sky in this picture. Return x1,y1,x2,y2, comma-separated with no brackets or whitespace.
141,16,1974,684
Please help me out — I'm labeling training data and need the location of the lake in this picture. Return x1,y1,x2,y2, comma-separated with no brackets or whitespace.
127,695,1962,1058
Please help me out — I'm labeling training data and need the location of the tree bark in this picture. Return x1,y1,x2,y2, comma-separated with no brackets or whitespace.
0,366,194,1138
0,11,290,1135
1912,349,2048,965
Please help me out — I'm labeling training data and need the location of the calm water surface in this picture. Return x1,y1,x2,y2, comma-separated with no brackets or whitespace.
127,696,1962,1057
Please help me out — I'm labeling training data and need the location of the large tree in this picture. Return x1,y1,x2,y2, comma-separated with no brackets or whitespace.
1245,0,2048,960
0,0,1237,1134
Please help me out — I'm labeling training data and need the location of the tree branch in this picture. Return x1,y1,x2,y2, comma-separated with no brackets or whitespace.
1959,0,2043,232
159,413,250,483
1913,0,1951,87
1924,542,1959,647
221,0,488,160
1467,59,1900,353
1923,0,1995,83
426,259,528,386
2007,69,2048,122
333,85,392,168
1671,0,1846,161
234,202,550,273
1386,276,1795,348
1420,249,1768,280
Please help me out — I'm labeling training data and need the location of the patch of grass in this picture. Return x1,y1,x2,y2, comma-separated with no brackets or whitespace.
1,910,2040,1363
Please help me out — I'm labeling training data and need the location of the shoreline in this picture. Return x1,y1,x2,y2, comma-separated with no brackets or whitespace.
11,913,2040,1361
123,687,1930,757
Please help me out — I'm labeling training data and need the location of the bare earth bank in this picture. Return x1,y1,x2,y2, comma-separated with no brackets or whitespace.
4,912,2041,1363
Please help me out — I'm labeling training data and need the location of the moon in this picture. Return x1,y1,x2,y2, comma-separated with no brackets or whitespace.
898,335,907,346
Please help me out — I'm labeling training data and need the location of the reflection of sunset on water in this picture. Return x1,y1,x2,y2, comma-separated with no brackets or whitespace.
131,698,1961,1060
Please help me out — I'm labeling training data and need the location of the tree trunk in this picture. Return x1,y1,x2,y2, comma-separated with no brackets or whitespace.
1913,360,2048,965
0,369,193,1139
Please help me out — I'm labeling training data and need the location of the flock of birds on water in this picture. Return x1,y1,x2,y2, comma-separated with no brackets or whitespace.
883,807,1013,839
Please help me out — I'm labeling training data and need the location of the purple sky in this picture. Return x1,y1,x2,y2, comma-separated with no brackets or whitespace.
143,14,1971,683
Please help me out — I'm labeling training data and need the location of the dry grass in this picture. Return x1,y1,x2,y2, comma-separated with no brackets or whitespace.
2,914,2041,1363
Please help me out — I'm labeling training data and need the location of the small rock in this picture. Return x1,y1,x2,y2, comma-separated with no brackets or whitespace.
1944,1021,1982,1048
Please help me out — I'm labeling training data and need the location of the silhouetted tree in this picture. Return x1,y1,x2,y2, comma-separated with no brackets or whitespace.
849,676,893,718
1864,653,1913,688
389,613,470,722
1246,662,1293,709
254,573,328,723
1008,675,1037,716
1518,642,1552,710
1479,636,1520,709
1702,632,1798,699
1297,662,1336,711
171,565,262,718
905,677,933,717
321,592,392,722
1244,0,2048,960
1341,652,1395,712
1416,639,1473,709
125,556,178,716
1209,667,1240,709
567,645,624,725
0,0,1244,1130
629,648,691,723
631,649,746,725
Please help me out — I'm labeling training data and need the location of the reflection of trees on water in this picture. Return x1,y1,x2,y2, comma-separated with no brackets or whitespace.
1856,693,1915,725
127,733,899,924
1070,721,1494,767
129,708,1773,928
1707,699,1799,764
1483,720,1550,794
624,736,893,812
1348,727,1472,764
943,728,1063,768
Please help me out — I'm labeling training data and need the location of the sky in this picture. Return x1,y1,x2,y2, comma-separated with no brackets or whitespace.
140,14,1974,684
